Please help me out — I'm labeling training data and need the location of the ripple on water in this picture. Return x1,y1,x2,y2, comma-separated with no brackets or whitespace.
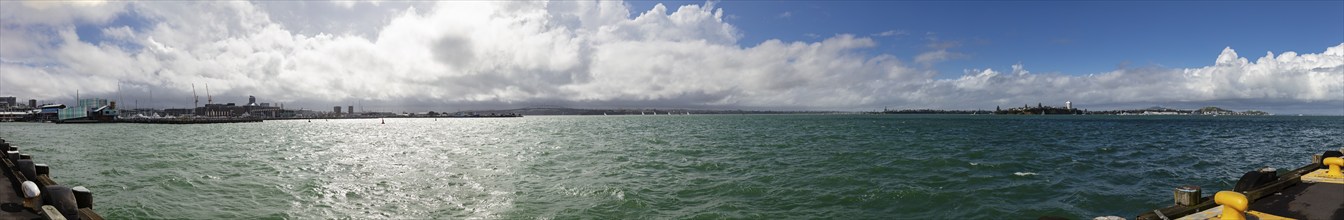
0,115,1340,219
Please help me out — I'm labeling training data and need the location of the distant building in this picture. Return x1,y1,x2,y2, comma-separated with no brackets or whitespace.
29,99,36,108
1066,101,1072,110
260,103,270,107
58,98,115,120
0,97,14,108
348,106,354,115
164,108,194,116
248,96,256,105
197,103,245,117
333,106,342,114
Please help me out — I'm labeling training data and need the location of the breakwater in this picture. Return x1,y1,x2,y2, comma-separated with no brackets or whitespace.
0,138,103,219
117,118,262,124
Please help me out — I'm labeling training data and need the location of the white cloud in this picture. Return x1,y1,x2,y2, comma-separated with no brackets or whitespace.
0,1,1340,114
777,11,791,18
873,30,908,37
914,49,964,66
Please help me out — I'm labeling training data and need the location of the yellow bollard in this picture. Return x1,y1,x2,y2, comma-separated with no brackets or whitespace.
1214,191,1248,220
1325,157,1343,178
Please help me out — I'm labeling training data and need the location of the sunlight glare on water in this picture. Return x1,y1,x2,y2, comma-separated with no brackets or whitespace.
2,115,1341,219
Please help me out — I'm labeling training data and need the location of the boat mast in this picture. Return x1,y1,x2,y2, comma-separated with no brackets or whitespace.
192,84,199,110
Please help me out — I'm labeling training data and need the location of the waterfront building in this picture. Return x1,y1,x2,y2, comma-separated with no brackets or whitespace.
197,103,258,117
57,98,117,121
0,97,14,108
333,106,342,115
28,99,36,109
164,108,194,116
348,106,354,116
248,96,257,105
1066,101,1072,110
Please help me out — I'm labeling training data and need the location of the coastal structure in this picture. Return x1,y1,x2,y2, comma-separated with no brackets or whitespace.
1133,149,1343,220
56,98,117,123
0,138,104,219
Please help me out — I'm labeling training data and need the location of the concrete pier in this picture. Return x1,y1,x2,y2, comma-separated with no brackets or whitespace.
0,138,103,219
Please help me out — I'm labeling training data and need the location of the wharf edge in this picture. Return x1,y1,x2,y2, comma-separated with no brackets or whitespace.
0,137,104,220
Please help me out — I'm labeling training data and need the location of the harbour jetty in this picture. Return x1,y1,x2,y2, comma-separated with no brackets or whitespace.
1132,149,1343,220
0,138,103,220
116,117,262,124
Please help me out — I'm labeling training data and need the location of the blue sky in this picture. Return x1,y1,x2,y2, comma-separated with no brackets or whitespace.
2,1,1342,114
632,1,1344,77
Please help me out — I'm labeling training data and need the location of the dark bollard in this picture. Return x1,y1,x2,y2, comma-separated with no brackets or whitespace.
36,164,49,176
72,186,92,209
16,159,35,180
20,153,31,160
44,185,78,220
7,150,18,161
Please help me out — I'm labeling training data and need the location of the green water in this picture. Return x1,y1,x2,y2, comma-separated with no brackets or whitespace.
1,115,1341,219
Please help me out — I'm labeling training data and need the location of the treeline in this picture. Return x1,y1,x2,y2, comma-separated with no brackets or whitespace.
874,109,994,114
993,103,1083,115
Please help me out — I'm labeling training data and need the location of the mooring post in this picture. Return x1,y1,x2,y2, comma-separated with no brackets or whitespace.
1173,185,1201,206
36,164,49,176
72,186,92,209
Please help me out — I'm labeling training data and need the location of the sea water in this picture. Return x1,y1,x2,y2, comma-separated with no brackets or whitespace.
2,115,1340,219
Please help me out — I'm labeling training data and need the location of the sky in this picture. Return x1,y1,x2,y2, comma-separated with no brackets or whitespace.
1,0,1342,114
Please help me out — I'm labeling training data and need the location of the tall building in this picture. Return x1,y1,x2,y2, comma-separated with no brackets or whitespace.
1066,101,1073,110
333,106,342,114
29,99,37,108
0,97,14,108
248,96,256,105
348,106,354,115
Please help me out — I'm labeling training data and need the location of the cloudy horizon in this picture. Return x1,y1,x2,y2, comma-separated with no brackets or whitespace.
2,1,1342,114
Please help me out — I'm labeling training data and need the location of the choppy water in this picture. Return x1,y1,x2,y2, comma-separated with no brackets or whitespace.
1,115,1341,219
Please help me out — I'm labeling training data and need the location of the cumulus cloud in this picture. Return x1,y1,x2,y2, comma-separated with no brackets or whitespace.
872,30,908,37
0,1,1341,114
914,49,964,66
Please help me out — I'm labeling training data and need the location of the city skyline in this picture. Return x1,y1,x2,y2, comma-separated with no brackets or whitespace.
1,1,1342,114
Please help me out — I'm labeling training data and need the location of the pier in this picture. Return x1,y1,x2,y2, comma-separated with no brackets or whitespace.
0,138,103,220
116,118,262,124
1133,149,1344,220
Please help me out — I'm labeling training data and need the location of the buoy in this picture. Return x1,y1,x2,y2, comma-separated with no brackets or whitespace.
381,118,385,124
21,181,39,209
1214,191,1248,220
